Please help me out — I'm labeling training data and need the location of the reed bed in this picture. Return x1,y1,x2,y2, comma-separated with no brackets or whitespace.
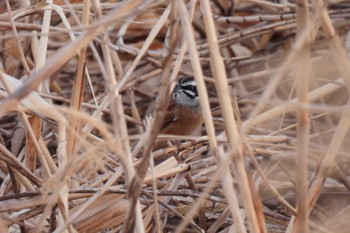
0,0,350,232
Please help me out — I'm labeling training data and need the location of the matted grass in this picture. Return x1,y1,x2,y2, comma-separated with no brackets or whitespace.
1,0,350,232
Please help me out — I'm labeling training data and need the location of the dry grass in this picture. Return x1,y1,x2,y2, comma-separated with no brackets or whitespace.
1,0,350,232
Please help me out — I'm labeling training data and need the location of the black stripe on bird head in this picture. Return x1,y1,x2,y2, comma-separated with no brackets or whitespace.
177,77,198,99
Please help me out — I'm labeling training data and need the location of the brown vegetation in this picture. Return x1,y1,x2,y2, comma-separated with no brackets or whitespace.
1,0,350,232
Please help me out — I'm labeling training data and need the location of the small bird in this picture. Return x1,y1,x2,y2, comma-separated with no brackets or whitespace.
157,77,203,148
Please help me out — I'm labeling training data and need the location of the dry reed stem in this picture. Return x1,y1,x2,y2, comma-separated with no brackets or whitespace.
66,0,90,156
177,0,217,149
218,146,247,233
200,0,263,232
4,0,30,74
35,0,72,228
292,0,311,232
148,154,161,233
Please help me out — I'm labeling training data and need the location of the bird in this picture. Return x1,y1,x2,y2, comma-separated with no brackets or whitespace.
156,76,203,148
